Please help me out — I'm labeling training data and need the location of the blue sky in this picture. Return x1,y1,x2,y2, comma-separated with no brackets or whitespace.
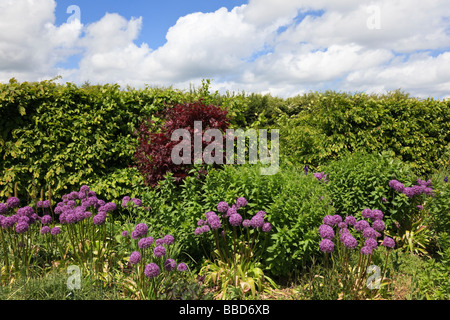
1,0,450,99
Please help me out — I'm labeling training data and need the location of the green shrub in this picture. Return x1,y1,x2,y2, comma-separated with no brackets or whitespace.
139,164,334,278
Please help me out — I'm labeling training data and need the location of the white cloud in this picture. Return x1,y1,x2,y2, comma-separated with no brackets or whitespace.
1,0,450,99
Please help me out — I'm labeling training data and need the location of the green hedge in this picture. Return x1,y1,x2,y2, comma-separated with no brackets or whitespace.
0,79,187,203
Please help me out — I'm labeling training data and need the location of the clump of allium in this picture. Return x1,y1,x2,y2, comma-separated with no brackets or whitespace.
389,179,405,192
144,263,161,278
93,212,106,225
130,251,141,265
362,227,379,239
242,219,250,228
342,233,358,249
372,220,385,232
354,220,370,232
319,239,334,253
6,197,20,208
364,238,378,250
371,209,383,221
132,223,148,239
323,215,335,226
362,208,373,220
236,197,247,209
250,214,265,228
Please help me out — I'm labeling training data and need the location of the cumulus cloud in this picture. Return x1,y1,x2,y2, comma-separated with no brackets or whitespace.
1,0,450,99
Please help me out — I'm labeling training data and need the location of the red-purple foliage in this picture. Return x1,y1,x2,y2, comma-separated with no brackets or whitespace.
134,101,231,186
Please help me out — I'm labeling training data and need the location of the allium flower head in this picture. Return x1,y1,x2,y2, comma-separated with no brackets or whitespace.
363,227,378,239
144,263,160,278
345,216,357,226
382,236,395,249
372,209,383,221
229,213,243,227
43,200,50,208
153,245,166,258
226,206,237,218
208,216,221,230
197,219,206,226
262,222,272,232
365,238,378,250
1,216,15,229
0,203,7,214
133,223,148,238
323,215,335,226
361,246,373,255
242,219,250,228
389,180,405,192
93,212,106,225
372,220,385,232
355,220,370,232
362,208,373,219
256,211,267,217
217,201,229,213
131,198,143,207
163,234,174,245
138,237,154,249
50,227,61,235
6,197,20,208
129,251,141,265
164,259,177,271
200,225,210,233
343,234,358,249
236,197,247,209
177,263,188,272
333,215,343,225
319,239,334,253
40,226,51,235
15,221,29,234
41,215,52,225
121,230,129,237
250,214,264,228
17,206,34,217
319,224,335,240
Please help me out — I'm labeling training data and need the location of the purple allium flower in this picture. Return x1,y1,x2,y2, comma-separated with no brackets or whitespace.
54,206,63,215
18,216,29,224
40,226,51,235
250,214,265,228
361,246,373,255
200,225,210,233
362,208,373,219
0,203,7,214
197,219,206,226
68,191,79,200
323,215,334,226
144,263,160,278
131,198,142,207
194,227,203,235
389,180,405,192
50,227,61,235
319,224,335,240
363,227,378,239
129,251,141,265
229,213,243,227
333,215,343,225
17,206,34,217
365,238,378,250
177,262,188,272
262,222,272,232
236,197,247,209
93,212,106,225
242,219,250,228
382,197,387,203
355,220,370,232
372,209,383,221
319,239,334,253
138,237,154,249
66,213,77,224
208,217,221,230
155,238,164,246
256,211,267,217
382,236,395,249
163,234,174,245
121,196,131,208
226,206,237,218
417,179,432,187
15,221,29,234
403,187,415,198
164,259,177,271
43,200,50,208
37,200,43,208
133,223,148,238
372,220,385,232
345,216,357,226
153,245,166,258
1,216,15,229
7,197,20,208
343,234,358,249
217,201,229,213
103,202,117,212
41,215,52,225
205,211,216,219
417,205,423,210
423,187,434,196
121,230,129,237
